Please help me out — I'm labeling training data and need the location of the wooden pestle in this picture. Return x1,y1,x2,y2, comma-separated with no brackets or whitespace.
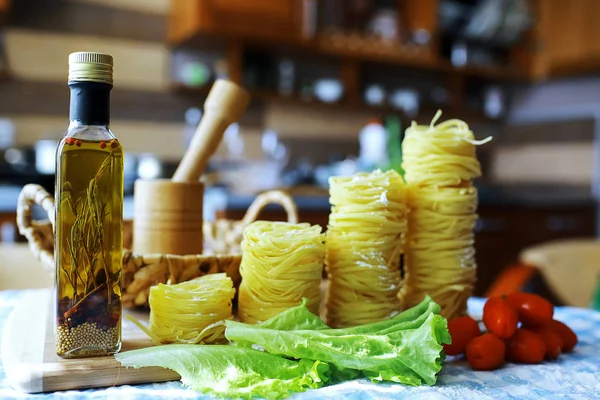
172,79,250,182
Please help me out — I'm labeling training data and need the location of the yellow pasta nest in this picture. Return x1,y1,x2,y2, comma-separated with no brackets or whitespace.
147,273,235,344
399,111,490,320
326,169,407,328
238,221,325,324
402,111,490,187
401,186,478,319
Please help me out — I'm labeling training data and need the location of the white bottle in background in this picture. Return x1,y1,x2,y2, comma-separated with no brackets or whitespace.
358,119,389,172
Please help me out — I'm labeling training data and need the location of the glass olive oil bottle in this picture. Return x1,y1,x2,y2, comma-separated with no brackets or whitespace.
55,52,124,358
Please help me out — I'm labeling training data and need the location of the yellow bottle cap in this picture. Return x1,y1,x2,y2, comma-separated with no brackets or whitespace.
68,52,113,85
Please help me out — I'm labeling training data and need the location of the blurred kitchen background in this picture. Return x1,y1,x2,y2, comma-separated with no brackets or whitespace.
0,0,599,297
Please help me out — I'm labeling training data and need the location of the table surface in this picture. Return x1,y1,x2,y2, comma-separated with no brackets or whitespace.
2,289,600,400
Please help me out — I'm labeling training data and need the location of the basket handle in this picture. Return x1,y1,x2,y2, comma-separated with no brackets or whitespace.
241,190,298,225
16,184,55,268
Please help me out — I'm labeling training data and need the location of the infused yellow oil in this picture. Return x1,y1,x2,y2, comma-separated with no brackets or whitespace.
55,137,124,358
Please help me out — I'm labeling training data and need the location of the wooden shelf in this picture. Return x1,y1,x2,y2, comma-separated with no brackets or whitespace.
167,0,521,125
314,33,520,80
447,63,523,81
176,30,521,82
314,32,438,69
253,89,496,124
173,29,522,83
172,84,495,125
253,88,357,111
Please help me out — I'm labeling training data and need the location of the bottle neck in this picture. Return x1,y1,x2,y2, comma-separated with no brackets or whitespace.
68,81,112,126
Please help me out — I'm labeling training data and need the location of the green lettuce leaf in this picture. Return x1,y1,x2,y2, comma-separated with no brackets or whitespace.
329,296,438,336
257,298,329,331
225,296,450,386
115,344,330,399
362,312,450,384
253,295,436,335
329,364,361,382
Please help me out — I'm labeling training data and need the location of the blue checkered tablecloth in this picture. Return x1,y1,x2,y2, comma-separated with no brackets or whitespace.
2,289,600,400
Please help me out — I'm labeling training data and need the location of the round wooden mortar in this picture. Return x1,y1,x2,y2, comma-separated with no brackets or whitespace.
132,79,250,255
132,179,205,255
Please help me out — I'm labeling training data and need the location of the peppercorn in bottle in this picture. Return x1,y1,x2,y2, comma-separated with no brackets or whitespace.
54,52,124,358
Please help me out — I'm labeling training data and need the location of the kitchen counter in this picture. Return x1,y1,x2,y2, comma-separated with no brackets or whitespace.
0,183,596,225
0,243,52,290
475,182,597,207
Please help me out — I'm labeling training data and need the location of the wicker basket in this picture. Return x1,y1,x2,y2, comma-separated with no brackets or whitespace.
16,184,298,308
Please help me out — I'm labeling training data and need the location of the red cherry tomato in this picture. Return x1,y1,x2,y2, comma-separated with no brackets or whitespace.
544,320,578,353
528,327,563,360
483,297,519,339
466,333,506,371
506,328,547,364
444,316,481,356
506,292,554,327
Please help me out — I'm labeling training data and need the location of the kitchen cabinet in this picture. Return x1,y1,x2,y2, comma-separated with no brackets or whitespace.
0,0,9,27
399,0,438,44
168,0,527,124
217,201,597,297
515,0,600,79
474,204,596,296
169,0,306,45
168,0,600,85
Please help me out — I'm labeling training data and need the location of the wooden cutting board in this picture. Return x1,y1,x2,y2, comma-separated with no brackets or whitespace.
1,289,179,393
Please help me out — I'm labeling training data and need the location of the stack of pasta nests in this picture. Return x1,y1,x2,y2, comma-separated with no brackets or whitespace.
142,112,485,335
141,221,326,342
325,170,407,328
399,111,487,320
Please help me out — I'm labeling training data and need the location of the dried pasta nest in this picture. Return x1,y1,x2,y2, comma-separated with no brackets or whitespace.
16,184,298,309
